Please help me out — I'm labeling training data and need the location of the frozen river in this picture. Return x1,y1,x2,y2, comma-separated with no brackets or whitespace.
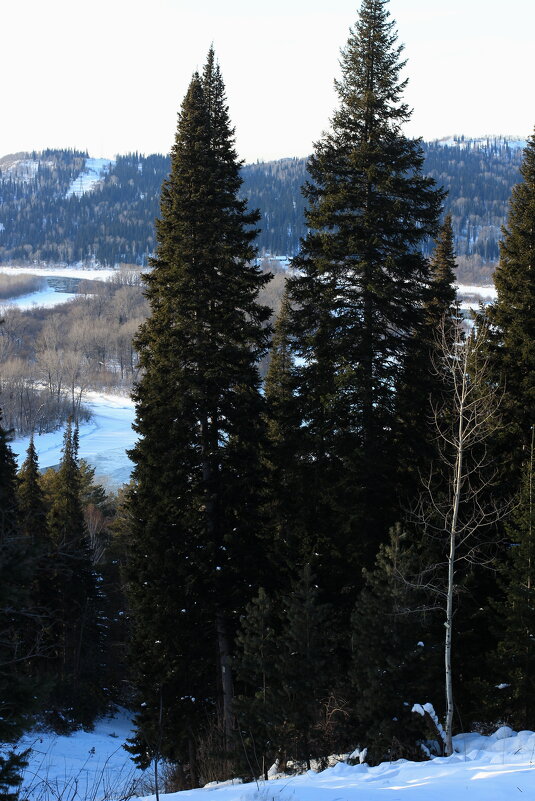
12,391,137,491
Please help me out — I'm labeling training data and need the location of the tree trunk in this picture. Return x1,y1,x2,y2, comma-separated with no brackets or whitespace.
444,359,467,756
216,611,234,745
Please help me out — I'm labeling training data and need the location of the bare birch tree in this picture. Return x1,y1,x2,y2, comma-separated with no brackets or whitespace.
415,318,508,755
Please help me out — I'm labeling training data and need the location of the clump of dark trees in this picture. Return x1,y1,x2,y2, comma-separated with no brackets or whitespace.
0,418,129,795
2,0,535,794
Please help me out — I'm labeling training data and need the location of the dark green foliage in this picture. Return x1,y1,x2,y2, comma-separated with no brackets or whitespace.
276,565,340,768
236,568,343,775
351,525,441,764
126,51,271,777
263,291,306,576
235,588,280,778
0,412,35,794
0,411,19,542
395,214,460,497
17,436,47,540
482,133,535,485
490,440,535,729
40,422,103,728
284,0,443,598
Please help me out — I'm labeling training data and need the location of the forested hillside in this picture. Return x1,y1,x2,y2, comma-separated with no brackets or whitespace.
0,139,525,282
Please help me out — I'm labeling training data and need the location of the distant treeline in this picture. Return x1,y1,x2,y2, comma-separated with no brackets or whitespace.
0,140,525,281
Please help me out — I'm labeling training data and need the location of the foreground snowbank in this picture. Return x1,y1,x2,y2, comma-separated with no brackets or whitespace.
137,727,535,801
14,714,535,801
18,710,147,801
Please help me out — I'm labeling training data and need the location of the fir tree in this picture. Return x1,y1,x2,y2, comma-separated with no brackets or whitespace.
351,525,441,763
490,429,535,729
126,52,271,778
277,564,338,769
263,290,305,575
42,421,102,727
236,568,342,774
395,213,460,497
17,436,47,540
284,0,443,599
235,588,280,779
0,411,34,794
482,132,535,485
0,410,19,542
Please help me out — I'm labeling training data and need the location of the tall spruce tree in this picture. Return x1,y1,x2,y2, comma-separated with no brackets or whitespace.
125,51,271,778
482,131,535,485
284,0,443,599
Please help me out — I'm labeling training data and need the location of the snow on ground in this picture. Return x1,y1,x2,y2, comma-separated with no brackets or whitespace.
12,391,136,490
456,284,497,300
0,288,78,311
133,727,535,801
435,136,527,151
15,719,535,801
17,709,148,801
0,265,118,281
66,157,115,198
0,264,121,309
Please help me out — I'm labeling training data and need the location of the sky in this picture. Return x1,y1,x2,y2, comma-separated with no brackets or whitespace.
1,0,534,164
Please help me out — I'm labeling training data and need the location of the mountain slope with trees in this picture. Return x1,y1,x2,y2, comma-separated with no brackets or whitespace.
0,138,525,282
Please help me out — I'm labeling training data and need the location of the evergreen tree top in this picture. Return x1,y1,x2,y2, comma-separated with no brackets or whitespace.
333,0,409,140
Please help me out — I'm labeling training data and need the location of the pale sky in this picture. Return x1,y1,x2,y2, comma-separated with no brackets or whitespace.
1,0,533,164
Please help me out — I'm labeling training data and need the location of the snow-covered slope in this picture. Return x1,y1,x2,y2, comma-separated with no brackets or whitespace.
66,157,114,197
434,135,527,151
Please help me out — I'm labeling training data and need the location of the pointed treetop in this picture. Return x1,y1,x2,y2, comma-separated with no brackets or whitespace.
334,0,409,136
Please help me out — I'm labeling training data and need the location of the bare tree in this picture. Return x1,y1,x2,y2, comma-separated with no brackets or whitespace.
414,318,508,755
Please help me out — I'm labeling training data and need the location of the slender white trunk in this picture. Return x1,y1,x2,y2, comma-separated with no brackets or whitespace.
445,360,467,755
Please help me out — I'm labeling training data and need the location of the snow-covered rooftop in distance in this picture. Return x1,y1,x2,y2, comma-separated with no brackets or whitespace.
66,157,114,197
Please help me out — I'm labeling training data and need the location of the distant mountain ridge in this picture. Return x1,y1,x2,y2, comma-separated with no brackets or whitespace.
0,137,526,282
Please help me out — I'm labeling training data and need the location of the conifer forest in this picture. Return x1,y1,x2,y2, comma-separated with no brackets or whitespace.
2,0,535,796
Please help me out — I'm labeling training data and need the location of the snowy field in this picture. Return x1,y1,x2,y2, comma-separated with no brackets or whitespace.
12,716,535,801
17,710,148,801
12,392,136,490
0,287,78,310
456,283,497,300
0,265,118,310
0,265,118,281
